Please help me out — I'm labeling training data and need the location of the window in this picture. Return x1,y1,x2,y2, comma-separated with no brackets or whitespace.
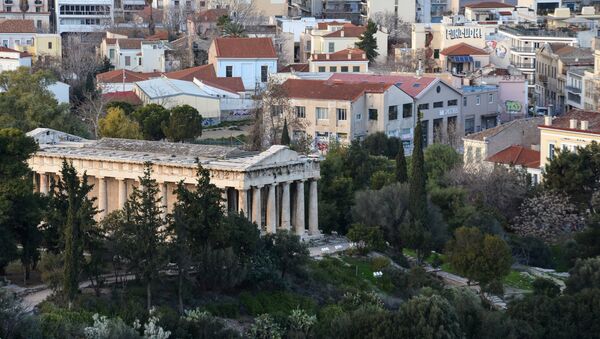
271,105,283,116
417,103,429,111
337,108,347,121
422,119,429,146
316,107,328,120
318,66,326,72
329,66,337,72
368,108,378,120
465,117,474,134
6,6,11,12
434,49,439,59
2,40,7,47
436,85,441,93
549,144,555,160
463,96,467,106
476,95,481,105
36,6,40,12
356,112,362,120
109,48,114,58
475,61,481,68
125,55,131,66
388,105,398,120
37,20,42,29
14,39,19,45
294,106,305,118
402,103,412,118
475,148,482,161
261,65,268,82
48,41,54,50
488,93,494,103
433,101,443,108
328,42,334,53
138,57,142,66
341,66,348,72
353,66,360,72
448,99,457,106
225,65,233,77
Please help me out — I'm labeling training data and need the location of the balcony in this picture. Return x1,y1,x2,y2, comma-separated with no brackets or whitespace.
511,46,536,54
513,63,535,69
538,74,548,83
4,0,13,4
566,85,582,94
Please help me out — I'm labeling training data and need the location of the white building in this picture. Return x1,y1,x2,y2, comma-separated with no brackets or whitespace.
55,0,113,34
0,47,31,72
0,0,51,31
360,0,415,24
101,37,171,73
0,20,36,49
208,37,278,91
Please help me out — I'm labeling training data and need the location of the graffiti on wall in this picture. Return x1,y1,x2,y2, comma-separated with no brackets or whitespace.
505,100,523,113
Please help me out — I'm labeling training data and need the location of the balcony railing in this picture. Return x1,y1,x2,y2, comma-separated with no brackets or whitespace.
566,85,582,93
513,63,535,69
511,47,536,53
538,74,548,83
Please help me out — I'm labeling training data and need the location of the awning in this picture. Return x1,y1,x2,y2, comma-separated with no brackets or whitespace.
449,55,474,63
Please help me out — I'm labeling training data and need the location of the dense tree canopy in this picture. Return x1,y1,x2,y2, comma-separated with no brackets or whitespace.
162,105,202,142
98,107,142,139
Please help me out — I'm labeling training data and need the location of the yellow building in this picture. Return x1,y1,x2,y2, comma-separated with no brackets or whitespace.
308,48,369,73
539,109,600,168
14,34,61,61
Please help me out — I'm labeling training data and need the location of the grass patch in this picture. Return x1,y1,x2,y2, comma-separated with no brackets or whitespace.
307,256,394,294
503,271,535,290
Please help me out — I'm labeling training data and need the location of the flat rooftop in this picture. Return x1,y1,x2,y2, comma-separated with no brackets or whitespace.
499,26,577,38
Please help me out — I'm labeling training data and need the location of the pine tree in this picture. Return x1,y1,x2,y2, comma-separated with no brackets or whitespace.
57,160,97,309
281,118,291,146
395,143,408,183
403,114,430,263
355,20,379,62
122,162,167,311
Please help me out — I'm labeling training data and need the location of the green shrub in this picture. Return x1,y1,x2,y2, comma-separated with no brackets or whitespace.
370,257,390,272
204,302,240,319
39,307,93,339
239,291,316,316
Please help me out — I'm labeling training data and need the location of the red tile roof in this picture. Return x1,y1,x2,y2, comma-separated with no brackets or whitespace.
282,79,392,101
316,21,348,30
104,38,117,45
0,19,36,33
279,63,309,72
487,145,540,168
146,31,168,41
441,42,489,56
466,1,514,8
118,39,143,49
312,48,367,61
102,91,142,106
541,109,600,134
213,37,277,58
96,69,161,83
195,8,228,22
323,25,366,38
328,73,439,98
136,6,164,24
165,64,244,93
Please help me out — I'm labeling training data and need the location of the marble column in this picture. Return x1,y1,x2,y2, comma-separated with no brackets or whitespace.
221,189,228,215
252,186,262,227
294,180,305,236
238,189,248,218
159,182,168,219
117,179,127,209
308,180,319,235
39,173,48,195
98,176,107,218
266,184,276,233
280,182,291,231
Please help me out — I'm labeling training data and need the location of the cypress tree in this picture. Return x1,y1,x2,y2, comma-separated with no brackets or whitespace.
404,114,430,263
355,19,379,62
395,143,408,183
281,118,291,146
58,160,96,309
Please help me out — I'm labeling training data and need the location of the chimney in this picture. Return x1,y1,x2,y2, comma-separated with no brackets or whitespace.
581,120,589,130
362,53,366,59
341,30,344,37
348,53,352,60
544,116,552,126
570,119,578,129
326,54,330,60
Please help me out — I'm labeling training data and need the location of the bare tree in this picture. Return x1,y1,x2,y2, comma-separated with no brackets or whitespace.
76,90,110,139
248,78,305,150
163,4,188,38
370,11,411,45
512,191,584,243
211,0,265,25
433,119,461,149
59,34,104,101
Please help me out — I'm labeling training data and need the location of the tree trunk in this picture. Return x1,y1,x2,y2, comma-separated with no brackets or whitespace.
146,281,152,312
178,270,184,314
148,7,156,36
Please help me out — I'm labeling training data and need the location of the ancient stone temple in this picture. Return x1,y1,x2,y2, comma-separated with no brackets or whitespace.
27,128,321,236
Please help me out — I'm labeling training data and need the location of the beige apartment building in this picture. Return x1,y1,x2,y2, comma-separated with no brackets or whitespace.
539,109,600,168
308,48,369,73
360,0,415,24
282,78,414,147
300,21,388,64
